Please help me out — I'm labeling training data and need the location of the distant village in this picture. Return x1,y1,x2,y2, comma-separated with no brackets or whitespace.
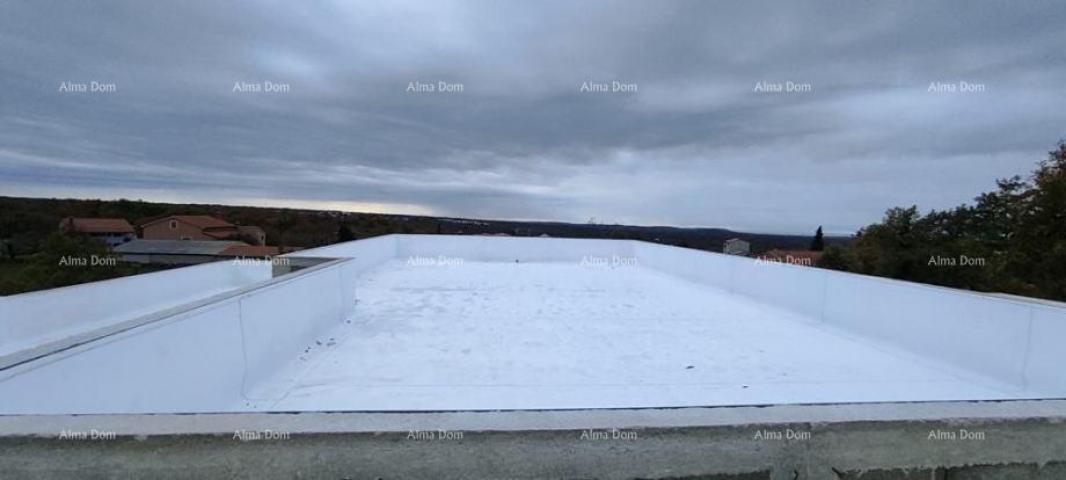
59,215,290,265
59,214,823,268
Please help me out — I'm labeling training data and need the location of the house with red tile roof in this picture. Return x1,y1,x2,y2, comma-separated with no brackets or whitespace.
139,215,266,245
58,217,136,247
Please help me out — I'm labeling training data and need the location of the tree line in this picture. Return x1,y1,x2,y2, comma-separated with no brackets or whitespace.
819,141,1066,302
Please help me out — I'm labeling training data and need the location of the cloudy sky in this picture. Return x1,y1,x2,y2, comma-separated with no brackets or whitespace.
1,1,1063,234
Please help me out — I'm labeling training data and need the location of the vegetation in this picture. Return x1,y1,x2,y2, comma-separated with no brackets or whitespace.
337,223,356,242
0,234,171,295
0,191,837,296
810,226,824,252
9,143,1062,301
820,141,1066,302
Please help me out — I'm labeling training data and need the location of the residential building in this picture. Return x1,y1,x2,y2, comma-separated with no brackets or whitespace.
114,239,280,265
140,215,266,245
58,217,135,247
722,237,750,256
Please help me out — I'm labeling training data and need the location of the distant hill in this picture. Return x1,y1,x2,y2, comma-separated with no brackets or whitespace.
0,196,847,257
435,217,847,253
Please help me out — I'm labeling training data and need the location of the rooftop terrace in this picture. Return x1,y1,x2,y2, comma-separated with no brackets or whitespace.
1,235,1062,415
3,235,1066,477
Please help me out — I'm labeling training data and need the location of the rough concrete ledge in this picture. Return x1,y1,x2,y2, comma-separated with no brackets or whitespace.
2,400,1065,479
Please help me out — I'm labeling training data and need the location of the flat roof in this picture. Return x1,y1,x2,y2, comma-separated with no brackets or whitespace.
114,239,246,255
3,235,1062,416
243,258,1035,411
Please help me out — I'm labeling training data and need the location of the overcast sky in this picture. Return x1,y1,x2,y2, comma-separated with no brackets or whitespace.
1,1,1063,234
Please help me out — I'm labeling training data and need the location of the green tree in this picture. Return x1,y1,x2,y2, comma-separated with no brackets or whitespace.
823,140,1066,301
816,245,850,271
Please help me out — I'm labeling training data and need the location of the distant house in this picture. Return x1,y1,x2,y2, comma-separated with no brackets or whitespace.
114,240,279,265
722,238,750,256
757,249,822,267
139,215,266,245
58,217,135,247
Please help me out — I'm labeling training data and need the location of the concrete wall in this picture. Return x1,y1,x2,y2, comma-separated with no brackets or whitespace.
0,260,356,414
3,400,1066,480
0,261,271,362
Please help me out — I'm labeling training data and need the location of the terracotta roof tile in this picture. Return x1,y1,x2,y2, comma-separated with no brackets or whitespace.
140,215,234,229
62,217,134,234
171,215,234,229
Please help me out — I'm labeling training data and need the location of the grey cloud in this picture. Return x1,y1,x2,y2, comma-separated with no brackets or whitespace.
1,0,1064,234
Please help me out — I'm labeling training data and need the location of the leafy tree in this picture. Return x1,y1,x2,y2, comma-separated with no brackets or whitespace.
0,233,168,295
817,245,850,271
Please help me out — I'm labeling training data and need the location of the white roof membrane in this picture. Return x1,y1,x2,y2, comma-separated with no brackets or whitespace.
247,260,1029,411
